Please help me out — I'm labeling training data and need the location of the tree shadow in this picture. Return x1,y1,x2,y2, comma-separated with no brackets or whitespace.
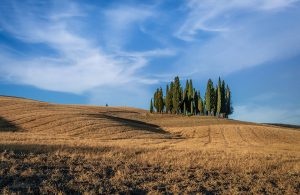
0,143,114,154
87,113,169,134
0,116,21,132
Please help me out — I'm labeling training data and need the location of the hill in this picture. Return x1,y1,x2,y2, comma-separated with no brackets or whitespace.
0,96,299,194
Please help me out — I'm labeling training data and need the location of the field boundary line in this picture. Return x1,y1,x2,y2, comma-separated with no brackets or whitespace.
204,126,211,146
221,127,229,146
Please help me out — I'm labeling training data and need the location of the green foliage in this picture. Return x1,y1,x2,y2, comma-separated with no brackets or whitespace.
225,85,233,117
150,76,233,117
165,84,171,113
172,76,181,114
217,77,222,114
157,87,164,113
153,88,159,112
191,101,194,115
183,80,189,113
221,80,226,114
188,79,193,102
205,79,213,115
198,92,204,115
213,86,217,115
150,99,153,113
194,90,199,114
169,82,174,112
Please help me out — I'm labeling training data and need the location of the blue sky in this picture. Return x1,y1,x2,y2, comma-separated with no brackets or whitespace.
0,0,300,125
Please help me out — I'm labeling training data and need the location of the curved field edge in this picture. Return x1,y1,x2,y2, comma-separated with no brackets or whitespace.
0,96,299,194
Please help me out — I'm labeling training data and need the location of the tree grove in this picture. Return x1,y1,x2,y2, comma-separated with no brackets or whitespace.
150,76,233,118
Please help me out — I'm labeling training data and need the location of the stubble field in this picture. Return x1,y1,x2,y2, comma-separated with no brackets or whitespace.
0,96,299,194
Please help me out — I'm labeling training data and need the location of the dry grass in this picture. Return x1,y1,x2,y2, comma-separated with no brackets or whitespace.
0,96,299,194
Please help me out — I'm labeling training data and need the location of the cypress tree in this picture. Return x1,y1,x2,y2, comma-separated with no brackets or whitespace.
184,80,189,113
225,85,233,117
188,79,193,102
154,88,161,112
180,86,183,114
217,77,222,115
212,85,217,116
205,79,213,115
221,80,226,114
165,84,170,113
158,87,164,113
182,86,186,114
154,89,158,112
185,80,189,95
203,99,206,114
189,80,194,113
198,95,204,115
191,101,194,115
172,76,181,114
169,82,174,113
150,99,154,113
161,88,165,112
194,90,199,114
225,85,228,116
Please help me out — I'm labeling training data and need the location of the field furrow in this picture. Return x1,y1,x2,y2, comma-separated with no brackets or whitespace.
0,96,299,194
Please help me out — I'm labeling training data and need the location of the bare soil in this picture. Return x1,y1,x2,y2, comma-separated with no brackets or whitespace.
0,96,299,194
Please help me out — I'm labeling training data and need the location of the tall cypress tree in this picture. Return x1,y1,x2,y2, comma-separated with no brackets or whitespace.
150,99,154,113
198,94,204,115
172,76,181,114
221,80,226,114
158,87,164,113
189,80,194,113
165,84,170,113
194,90,199,114
180,86,183,114
191,101,194,115
188,79,193,101
169,81,174,113
154,89,159,112
184,80,189,113
154,89,157,112
225,85,233,117
205,79,213,115
203,99,206,114
185,80,189,96
212,85,217,116
217,77,222,115
182,85,186,114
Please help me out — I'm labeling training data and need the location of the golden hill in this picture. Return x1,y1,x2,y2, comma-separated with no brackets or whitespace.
0,96,299,194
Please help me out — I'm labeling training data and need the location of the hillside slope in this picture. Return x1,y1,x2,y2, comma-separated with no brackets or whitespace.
0,96,299,148
0,96,300,194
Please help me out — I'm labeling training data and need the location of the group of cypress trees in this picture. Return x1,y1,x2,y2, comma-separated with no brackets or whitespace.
150,76,233,117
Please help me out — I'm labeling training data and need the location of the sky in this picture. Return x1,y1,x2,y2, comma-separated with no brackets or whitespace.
0,0,300,125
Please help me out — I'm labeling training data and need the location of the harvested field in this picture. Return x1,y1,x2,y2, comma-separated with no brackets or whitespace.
0,96,300,194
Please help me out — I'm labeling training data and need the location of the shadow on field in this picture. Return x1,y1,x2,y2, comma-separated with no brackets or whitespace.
88,113,169,134
0,143,116,194
0,116,20,132
106,110,140,114
0,143,114,154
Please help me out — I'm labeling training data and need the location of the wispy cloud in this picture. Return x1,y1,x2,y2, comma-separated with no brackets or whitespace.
0,1,173,94
0,0,299,123
102,5,155,50
175,0,299,41
174,0,300,77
